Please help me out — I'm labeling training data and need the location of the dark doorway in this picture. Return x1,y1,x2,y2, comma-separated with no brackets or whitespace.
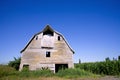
23,64,29,70
55,64,68,73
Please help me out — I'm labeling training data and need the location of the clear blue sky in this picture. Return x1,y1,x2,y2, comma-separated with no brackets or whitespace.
0,0,120,64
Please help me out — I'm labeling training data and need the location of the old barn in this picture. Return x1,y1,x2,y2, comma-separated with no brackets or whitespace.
19,25,74,73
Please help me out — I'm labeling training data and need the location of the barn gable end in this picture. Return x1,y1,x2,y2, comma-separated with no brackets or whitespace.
19,25,74,73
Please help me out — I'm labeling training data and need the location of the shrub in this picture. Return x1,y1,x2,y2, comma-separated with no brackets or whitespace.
8,57,21,70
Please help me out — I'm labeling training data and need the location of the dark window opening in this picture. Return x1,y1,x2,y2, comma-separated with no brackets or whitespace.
23,65,29,70
55,64,68,73
43,30,54,36
36,36,38,40
46,51,50,57
58,36,61,41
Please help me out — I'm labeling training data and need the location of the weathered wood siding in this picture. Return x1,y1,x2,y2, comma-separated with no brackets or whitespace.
20,29,74,72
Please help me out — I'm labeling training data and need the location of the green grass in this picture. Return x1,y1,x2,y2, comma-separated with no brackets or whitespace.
56,68,98,78
0,65,99,80
18,69,54,77
0,65,16,78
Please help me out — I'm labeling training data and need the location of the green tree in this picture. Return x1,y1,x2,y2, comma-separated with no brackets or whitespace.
118,56,120,61
105,57,110,62
8,57,21,70
79,59,81,64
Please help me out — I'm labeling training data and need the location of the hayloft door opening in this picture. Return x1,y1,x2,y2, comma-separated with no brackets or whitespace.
43,29,54,36
55,64,68,73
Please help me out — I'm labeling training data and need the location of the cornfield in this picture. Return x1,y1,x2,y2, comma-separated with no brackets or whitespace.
75,60,120,75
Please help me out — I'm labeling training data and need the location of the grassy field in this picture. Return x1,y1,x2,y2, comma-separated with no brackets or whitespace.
1,57,120,80
0,65,99,80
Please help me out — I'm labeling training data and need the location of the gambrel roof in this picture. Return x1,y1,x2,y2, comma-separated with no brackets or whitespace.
20,25,74,53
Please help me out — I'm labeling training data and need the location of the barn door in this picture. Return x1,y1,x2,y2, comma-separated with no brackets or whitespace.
55,64,68,73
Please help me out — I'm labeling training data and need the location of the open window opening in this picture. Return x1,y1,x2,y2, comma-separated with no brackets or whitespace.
35,36,38,40
55,64,68,73
58,36,61,41
43,29,54,36
23,64,29,71
46,51,50,57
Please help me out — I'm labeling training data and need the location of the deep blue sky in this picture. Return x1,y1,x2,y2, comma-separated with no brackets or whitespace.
0,0,120,64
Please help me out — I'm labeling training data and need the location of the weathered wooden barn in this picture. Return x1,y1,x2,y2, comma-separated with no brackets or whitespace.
19,25,74,73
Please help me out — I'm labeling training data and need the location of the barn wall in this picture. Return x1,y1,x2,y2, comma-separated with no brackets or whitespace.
20,31,74,72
